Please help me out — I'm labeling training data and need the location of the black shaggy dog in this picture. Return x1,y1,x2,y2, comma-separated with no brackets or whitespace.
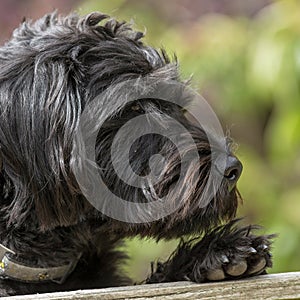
0,12,275,296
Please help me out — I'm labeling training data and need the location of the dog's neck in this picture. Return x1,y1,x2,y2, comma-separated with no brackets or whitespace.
0,219,99,284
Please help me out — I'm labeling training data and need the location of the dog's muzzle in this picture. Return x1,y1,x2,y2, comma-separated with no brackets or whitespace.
0,244,81,284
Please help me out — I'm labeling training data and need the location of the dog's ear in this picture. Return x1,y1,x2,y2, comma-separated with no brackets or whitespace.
30,60,90,230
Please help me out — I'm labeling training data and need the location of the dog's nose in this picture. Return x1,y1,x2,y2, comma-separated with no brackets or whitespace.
224,156,243,183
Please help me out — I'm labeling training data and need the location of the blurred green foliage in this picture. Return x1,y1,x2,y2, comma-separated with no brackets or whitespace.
78,0,300,280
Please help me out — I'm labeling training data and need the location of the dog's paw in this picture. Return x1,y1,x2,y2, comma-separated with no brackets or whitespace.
146,220,276,284
189,220,276,282
203,235,273,281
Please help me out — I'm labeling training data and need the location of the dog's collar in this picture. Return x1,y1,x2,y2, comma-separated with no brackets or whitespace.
0,244,80,284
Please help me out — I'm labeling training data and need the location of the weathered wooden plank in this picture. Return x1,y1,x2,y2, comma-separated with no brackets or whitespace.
2,272,300,300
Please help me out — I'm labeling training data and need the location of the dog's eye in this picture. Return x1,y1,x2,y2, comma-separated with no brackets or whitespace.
131,104,141,111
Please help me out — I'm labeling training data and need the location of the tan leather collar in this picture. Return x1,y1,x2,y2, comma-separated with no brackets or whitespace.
0,244,80,284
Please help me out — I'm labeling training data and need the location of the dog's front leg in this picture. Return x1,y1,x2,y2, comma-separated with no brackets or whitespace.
146,220,275,283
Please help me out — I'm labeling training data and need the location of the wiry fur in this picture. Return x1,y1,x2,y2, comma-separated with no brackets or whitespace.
0,12,274,296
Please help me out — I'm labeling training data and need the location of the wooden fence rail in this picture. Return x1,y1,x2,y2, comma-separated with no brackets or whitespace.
3,272,300,300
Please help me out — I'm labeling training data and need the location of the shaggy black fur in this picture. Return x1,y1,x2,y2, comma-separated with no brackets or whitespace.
0,12,275,296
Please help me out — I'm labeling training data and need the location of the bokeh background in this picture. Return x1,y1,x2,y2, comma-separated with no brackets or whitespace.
1,0,299,282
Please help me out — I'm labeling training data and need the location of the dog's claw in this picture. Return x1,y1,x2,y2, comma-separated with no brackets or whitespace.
257,244,268,251
249,247,257,254
183,275,191,281
220,254,229,264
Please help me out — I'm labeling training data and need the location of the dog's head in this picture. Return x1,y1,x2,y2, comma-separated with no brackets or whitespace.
0,12,242,236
